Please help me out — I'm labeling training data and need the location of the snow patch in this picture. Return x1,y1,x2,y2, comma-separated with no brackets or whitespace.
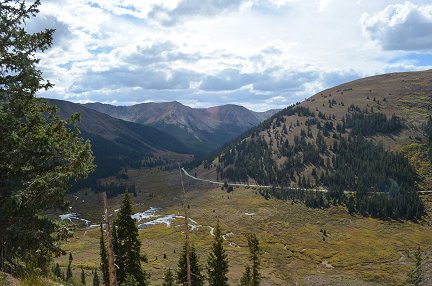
138,214,182,228
131,207,162,222
59,213,91,226
222,232,234,240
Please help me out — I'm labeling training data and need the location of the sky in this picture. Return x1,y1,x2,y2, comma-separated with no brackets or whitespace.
30,0,432,111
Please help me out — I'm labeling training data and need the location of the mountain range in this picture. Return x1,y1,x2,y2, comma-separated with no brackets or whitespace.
84,101,279,154
47,99,277,185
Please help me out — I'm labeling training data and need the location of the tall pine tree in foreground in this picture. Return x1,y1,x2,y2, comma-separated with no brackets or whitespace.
207,222,229,286
113,192,148,286
240,266,251,286
99,223,109,286
240,233,261,286
177,244,204,286
248,233,261,286
0,0,94,273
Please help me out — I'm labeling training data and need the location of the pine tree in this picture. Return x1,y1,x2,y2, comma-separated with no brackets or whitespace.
207,222,229,286
122,274,139,286
66,253,73,281
93,270,100,286
54,263,62,278
99,223,109,286
113,192,148,286
162,268,175,286
240,266,251,286
81,267,86,285
177,244,204,286
247,233,260,286
0,0,94,272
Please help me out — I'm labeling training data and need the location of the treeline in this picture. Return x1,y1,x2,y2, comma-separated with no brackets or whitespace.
259,187,329,208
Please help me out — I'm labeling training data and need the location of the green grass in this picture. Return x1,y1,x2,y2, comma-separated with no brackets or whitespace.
59,169,432,286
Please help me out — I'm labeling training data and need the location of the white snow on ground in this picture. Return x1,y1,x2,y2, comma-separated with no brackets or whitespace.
222,232,234,240
59,213,91,226
131,207,162,222
244,213,255,216
137,211,201,230
138,214,183,228
208,226,215,236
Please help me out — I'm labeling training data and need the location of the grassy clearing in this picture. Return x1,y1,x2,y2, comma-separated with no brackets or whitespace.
59,169,432,286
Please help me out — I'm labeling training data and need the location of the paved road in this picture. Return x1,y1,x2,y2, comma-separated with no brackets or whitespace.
181,168,432,195
181,168,329,193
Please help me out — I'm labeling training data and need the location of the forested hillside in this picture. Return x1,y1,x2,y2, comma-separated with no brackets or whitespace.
47,99,192,188
198,70,432,220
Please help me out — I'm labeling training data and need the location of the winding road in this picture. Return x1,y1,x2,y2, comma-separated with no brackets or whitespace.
181,168,432,194
181,167,331,193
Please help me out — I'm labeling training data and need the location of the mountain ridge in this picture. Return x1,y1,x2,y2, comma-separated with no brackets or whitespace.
83,101,279,154
46,98,192,185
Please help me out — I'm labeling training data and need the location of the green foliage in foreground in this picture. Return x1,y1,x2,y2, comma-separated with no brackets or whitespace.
207,222,229,286
0,0,94,274
113,193,149,286
177,244,204,286
240,233,261,286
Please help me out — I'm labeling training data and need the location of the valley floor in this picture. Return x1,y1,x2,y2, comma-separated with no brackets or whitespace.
58,169,432,286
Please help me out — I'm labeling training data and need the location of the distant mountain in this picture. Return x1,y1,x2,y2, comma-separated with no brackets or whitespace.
84,101,279,154
195,70,432,220
47,99,191,184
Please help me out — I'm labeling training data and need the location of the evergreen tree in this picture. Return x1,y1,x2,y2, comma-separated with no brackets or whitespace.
240,266,251,286
93,270,100,286
54,263,62,278
122,274,139,286
247,233,260,286
113,192,148,286
0,0,94,272
162,268,175,286
66,253,73,281
177,244,204,286
99,223,109,286
81,267,86,285
207,222,229,286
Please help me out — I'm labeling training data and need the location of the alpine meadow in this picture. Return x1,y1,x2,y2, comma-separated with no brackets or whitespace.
1,1,432,286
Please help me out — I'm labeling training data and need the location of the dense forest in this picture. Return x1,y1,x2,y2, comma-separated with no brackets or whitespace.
206,104,425,220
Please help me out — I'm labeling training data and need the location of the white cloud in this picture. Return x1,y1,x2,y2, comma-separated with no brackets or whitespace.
25,0,432,111
361,2,432,51
318,0,333,12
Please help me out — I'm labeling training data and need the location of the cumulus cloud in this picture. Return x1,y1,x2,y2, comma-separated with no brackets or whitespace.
361,2,432,51
28,0,432,111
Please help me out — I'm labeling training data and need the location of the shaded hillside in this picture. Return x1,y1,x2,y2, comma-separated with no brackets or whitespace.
47,99,191,186
84,101,279,154
197,70,432,219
